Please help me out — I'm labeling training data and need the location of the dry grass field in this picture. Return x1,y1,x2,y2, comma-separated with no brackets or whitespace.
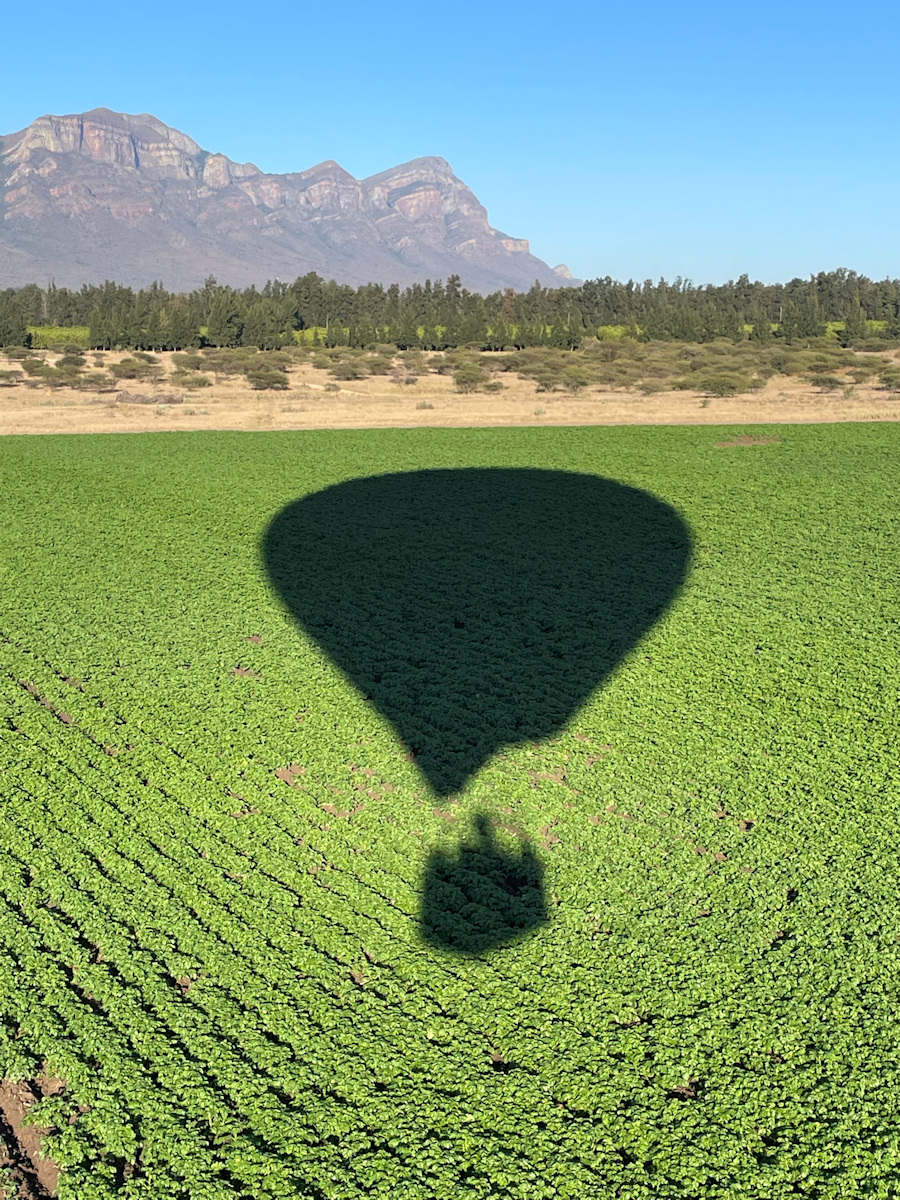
2,345,898,435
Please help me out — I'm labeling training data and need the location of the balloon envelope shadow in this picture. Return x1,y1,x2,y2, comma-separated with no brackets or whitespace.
264,467,690,796
264,467,690,951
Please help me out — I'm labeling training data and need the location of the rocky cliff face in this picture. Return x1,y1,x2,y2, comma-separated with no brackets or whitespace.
0,109,574,292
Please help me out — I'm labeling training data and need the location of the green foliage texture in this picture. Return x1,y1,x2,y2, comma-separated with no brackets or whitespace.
3,267,899,351
26,325,91,349
1,425,899,1198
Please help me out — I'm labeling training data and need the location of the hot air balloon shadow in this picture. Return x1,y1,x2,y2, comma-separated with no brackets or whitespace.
264,467,691,952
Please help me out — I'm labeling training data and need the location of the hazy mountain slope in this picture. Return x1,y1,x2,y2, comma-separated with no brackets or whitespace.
0,109,573,292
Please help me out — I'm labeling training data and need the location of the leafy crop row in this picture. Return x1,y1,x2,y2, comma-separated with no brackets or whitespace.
1,424,899,1197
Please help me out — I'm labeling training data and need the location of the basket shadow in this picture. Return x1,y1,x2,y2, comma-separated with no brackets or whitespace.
420,813,547,954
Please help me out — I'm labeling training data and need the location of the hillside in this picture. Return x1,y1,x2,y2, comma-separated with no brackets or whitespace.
0,109,574,292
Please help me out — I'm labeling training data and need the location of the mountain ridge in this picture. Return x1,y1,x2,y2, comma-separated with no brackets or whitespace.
0,109,575,293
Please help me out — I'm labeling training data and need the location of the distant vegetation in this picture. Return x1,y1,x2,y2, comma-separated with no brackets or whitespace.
26,324,92,349
1,267,899,353
5,336,899,400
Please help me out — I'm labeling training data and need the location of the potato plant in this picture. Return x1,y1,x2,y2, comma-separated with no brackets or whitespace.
1,425,899,1199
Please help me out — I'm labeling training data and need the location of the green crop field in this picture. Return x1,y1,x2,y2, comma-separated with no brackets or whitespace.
25,326,92,350
2,424,899,1199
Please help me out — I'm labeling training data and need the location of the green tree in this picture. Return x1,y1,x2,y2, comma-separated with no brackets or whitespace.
164,305,199,350
324,319,348,348
749,304,771,342
0,295,30,347
88,305,112,350
777,301,800,343
837,300,867,347
485,319,512,352
206,292,244,347
797,293,825,339
242,300,289,350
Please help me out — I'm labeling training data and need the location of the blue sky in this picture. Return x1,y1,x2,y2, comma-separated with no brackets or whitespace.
2,0,898,285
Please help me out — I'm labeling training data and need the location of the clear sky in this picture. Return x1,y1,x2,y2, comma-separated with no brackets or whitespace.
2,0,898,285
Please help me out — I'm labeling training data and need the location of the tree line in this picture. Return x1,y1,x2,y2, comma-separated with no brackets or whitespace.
1,268,898,351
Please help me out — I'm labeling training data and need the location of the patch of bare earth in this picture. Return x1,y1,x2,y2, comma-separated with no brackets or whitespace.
715,435,782,447
0,1078,63,1198
2,349,899,435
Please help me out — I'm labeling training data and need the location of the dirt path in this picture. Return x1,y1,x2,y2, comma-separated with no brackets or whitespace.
0,1078,62,1198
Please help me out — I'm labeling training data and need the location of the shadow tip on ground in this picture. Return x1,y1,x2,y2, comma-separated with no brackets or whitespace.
419,813,548,954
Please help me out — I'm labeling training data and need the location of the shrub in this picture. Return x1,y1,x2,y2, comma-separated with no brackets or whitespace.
390,367,418,386
848,366,879,383
245,368,289,390
534,373,561,393
0,370,23,387
73,372,117,392
172,353,205,372
24,365,78,388
693,373,752,397
453,363,490,393
562,367,591,394
203,348,258,376
109,358,158,380
595,366,630,387
415,401,435,410
171,372,212,389
808,374,842,392
880,368,900,393
329,361,366,381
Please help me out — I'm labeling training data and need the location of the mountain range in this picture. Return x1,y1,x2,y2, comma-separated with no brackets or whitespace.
0,109,574,293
